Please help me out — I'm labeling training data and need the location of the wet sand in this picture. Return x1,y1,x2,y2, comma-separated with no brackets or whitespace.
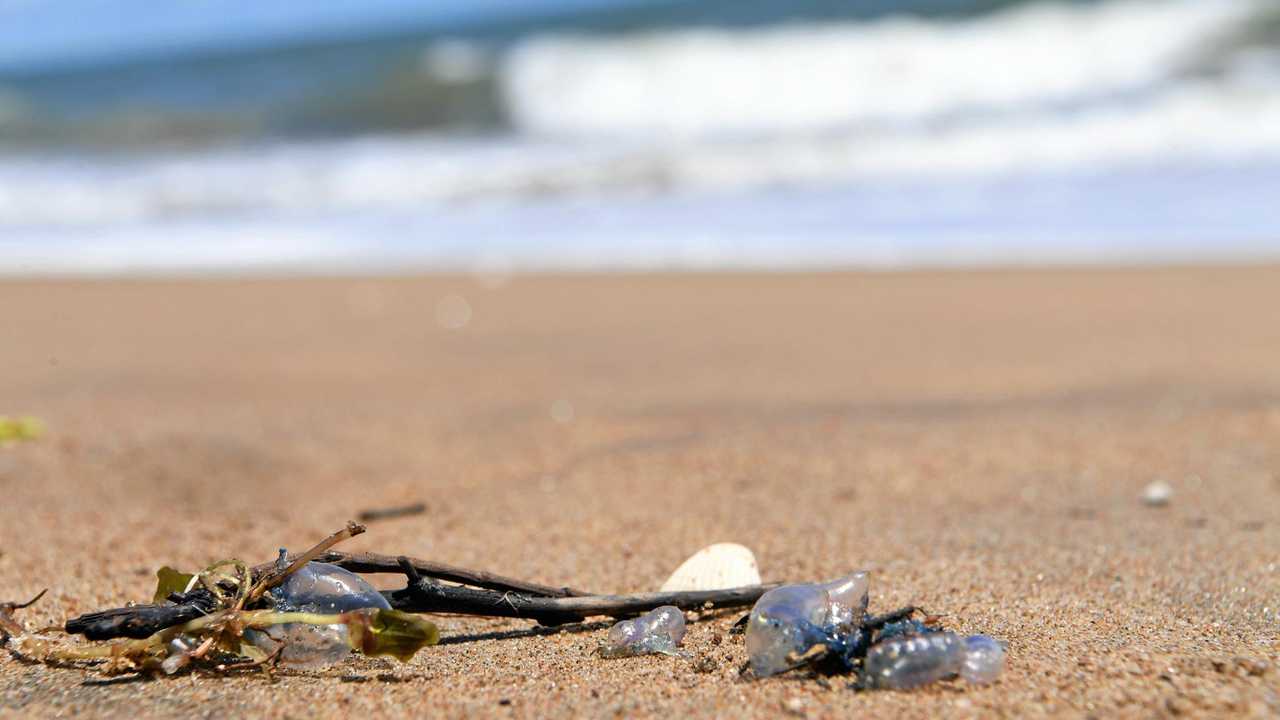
1,268,1278,718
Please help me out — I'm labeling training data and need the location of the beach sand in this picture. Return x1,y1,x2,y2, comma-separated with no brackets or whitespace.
1,268,1277,718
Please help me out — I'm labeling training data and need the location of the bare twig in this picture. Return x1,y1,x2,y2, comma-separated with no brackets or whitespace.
254,550,589,598
1,588,48,641
214,645,283,674
387,577,779,626
357,503,426,523
246,521,366,604
65,589,218,640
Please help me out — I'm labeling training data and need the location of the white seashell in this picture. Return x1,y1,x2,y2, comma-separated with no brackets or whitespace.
660,543,761,592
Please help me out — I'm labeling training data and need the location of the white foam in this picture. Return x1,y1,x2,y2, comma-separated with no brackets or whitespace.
4,67,1280,230
501,0,1264,138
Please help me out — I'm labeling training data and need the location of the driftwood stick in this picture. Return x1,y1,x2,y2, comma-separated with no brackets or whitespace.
387,569,779,626
65,588,219,640
254,550,590,598
356,503,427,523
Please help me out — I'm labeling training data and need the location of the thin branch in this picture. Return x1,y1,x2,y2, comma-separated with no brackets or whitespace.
65,589,218,640
1,588,50,641
357,503,426,523
386,578,779,626
246,521,365,604
6,589,48,611
254,550,590,598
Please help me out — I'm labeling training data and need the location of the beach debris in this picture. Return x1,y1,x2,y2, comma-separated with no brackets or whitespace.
864,631,1006,689
1142,480,1173,507
357,502,427,523
269,560,392,614
0,416,44,444
865,632,966,689
600,605,686,658
960,634,1006,685
48,522,775,679
746,572,868,677
744,572,1005,690
0,589,47,643
25,523,438,676
660,543,762,592
246,559,394,667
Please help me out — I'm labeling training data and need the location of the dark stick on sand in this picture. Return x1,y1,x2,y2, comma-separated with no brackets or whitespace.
1,588,49,640
356,502,427,523
253,550,592,598
65,588,219,640
389,556,776,625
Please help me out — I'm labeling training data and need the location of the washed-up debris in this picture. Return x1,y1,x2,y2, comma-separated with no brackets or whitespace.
24,523,773,678
0,589,47,642
745,572,1005,689
246,559,395,668
0,416,44,444
1142,480,1173,507
17,524,438,676
746,572,868,677
660,543,762,592
19,522,1002,689
600,606,686,658
960,634,1006,684
357,502,427,523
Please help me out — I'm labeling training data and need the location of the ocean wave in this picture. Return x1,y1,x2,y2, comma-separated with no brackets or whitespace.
3,73,1280,228
501,0,1268,137
2,0,1280,229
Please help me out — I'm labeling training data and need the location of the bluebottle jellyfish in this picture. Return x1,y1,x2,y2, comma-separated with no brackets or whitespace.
742,571,1005,689
267,561,392,614
600,606,687,658
745,572,868,677
864,632,966,689
248,560,391,668
960,634,1005,685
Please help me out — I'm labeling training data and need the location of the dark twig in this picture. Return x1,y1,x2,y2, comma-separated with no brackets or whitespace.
387,576,779,626
357,503,427,523
436,620,613,645
65,588,218,640
1,588,49,641
256,550,590,598
247,521,366,604
862,606,922,631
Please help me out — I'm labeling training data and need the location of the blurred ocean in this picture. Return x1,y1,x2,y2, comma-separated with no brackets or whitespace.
1,0,1278,272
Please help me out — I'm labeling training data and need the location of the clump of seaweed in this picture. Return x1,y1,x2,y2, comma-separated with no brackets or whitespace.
743,572,1005,690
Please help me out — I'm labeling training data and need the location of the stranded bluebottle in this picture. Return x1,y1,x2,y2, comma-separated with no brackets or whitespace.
745,572,868,677
743,571,1005,690
248,560,392,668
600,605,687,658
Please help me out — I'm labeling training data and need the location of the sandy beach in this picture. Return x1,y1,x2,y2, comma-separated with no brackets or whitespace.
1,268,1277,718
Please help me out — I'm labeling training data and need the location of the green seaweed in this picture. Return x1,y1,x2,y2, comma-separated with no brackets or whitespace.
152,567,196,603
347,608,440,662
